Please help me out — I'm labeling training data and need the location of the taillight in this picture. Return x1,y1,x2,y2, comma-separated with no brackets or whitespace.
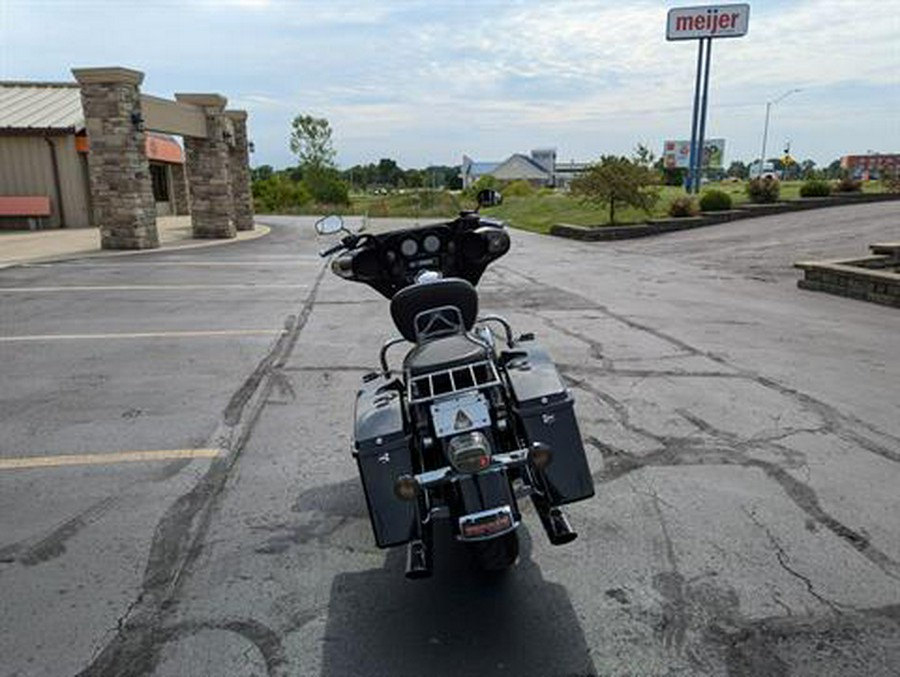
447,431,491,474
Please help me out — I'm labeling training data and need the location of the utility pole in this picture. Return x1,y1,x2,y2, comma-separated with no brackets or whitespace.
759,88,800,177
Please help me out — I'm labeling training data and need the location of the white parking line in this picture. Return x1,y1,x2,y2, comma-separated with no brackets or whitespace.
0,329,281,342
23,259,318,267
0,284,307,293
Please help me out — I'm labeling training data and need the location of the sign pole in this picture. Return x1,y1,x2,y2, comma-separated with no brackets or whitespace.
667,4,749,193
687,39,704,193
695,37,713,193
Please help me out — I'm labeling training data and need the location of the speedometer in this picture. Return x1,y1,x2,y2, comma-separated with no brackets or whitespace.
400,238,418,257
423,234,441,254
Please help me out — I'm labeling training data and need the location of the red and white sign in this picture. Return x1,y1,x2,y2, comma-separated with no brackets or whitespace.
667,4,750,40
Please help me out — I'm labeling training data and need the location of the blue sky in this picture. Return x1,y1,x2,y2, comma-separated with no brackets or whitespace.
2,0,898,169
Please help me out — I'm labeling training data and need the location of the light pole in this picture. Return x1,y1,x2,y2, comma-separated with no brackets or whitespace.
759,88,801,176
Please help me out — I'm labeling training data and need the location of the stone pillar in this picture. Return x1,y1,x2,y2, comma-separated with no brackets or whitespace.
224,110,254,231
72,67,158,249
175,94,235,239
170,162,190,216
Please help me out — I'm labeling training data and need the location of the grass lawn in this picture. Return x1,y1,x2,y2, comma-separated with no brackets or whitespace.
483,180,889,234
256,181,889,234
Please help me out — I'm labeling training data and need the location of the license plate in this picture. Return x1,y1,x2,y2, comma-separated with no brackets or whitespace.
459,506,514,540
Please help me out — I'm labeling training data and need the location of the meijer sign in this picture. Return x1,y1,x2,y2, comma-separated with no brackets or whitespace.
667,4,750,40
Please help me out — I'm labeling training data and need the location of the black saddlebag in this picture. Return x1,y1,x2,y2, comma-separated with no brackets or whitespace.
353,375,417,548
504,340,595,505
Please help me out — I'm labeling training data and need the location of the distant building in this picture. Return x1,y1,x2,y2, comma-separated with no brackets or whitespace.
0,81,189,229
841,153,900,180
461,148,590,189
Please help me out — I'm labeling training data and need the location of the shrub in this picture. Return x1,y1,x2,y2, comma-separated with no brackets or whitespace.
834,176,862,193
699,189,732,212
668,195,698,218
746,176,781,203
799,179,831,197
463,174,502,199
251,175,311,213
502,179,536,197
882,168,900,194
303,171,350,205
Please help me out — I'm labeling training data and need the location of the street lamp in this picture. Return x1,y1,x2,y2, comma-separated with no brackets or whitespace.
759,88,801,176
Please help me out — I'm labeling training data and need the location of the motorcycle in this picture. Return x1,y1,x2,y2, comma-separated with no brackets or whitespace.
316,190,594,578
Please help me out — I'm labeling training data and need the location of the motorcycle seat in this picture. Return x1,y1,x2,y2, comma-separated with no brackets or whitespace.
404,334,488,376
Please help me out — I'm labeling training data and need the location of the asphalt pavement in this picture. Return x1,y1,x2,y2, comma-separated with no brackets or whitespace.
1,203,899,676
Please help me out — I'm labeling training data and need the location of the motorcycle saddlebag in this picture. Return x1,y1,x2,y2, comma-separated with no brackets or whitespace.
353,375,417,548
504,340,595,505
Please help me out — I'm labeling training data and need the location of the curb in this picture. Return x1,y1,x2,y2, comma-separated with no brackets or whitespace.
549,192,900,242
0,224,271,268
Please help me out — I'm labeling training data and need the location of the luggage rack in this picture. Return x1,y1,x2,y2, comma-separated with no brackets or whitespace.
408,359,501,404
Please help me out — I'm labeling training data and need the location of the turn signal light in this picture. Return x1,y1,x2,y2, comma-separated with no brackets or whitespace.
529,442,552,469
394,474,418,501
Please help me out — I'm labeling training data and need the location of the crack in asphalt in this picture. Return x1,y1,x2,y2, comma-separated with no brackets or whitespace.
74,264,327,677
490,266,900,584
744,508,846,615
498,264,900,465
0,495,119,567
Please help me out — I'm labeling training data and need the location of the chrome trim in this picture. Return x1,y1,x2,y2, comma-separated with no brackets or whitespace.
412,448,531,489
379,336,408,374
407,358,501,404
476,315,514,347
457,505,518,542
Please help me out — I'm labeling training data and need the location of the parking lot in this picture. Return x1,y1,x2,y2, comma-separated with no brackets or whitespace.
1,203,899,676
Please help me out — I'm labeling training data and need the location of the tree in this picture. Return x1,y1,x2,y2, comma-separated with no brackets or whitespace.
570,156,659,225
727,161,748,179
251,164,274,182
825,159,843,179
289,114,336,171
633,143,656,168
799,159,817,179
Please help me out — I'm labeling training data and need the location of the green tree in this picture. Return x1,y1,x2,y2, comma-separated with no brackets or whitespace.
726,161,748,179
570,156,660,225
289,114,336,171
251,164,274,182
303,168,350,206
633,143,656,168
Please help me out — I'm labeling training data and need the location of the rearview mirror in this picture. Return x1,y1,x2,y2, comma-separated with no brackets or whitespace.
476,189,503,209
315,215,345,235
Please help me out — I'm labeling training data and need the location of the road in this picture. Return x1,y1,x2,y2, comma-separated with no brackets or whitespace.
1,202,898,676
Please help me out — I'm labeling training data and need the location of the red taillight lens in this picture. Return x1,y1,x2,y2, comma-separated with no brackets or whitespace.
447,431,492,474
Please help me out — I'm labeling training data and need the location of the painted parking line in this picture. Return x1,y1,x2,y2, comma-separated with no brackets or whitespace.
0,329,281,343
0,448,221,471
0,284,307,293
23,260,315,268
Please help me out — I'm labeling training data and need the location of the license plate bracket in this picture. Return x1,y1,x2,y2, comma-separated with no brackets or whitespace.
458,505,515,541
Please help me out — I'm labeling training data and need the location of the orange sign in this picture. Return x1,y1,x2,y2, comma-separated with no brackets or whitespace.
145,134,184,164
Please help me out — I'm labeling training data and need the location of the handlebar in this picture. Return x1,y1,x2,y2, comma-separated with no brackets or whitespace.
318,241,346,258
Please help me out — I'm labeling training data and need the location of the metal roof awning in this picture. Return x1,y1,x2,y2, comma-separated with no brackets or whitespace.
0,82,84,133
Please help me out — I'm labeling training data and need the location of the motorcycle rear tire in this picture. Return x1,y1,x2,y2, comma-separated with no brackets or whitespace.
468,531,519,572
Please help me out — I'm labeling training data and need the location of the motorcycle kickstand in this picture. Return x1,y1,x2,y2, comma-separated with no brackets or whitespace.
405,521,433,580
532,497,578,546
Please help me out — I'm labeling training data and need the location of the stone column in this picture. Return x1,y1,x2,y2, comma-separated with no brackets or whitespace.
224,110,254,231
176,94,235,239
170,162,190,216
72,67,158,249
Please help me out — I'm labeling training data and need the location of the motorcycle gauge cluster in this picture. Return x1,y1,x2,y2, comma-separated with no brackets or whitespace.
400,238,418,257
423,234,441,253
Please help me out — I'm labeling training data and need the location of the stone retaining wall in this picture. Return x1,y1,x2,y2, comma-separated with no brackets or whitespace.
795,243,900,308
551,192,900,242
